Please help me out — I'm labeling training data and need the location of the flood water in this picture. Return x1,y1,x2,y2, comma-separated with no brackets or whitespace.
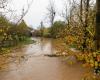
0,37,92,80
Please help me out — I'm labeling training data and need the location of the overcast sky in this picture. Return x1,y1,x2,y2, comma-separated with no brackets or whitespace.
9,0,65,29
6,0,96,29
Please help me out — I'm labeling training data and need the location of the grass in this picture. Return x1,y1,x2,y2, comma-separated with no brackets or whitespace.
0,37,36,55
19,37,36,45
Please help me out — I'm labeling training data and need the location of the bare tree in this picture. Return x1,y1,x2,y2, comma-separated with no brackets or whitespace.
16,0,33,24
60,0,72,28
0,0,33,24
80,0,83,23
47,0,56,26
0,0,9,15
61,1,68,22
0,0,8,9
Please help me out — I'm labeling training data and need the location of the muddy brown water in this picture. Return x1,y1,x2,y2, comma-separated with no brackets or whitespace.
0,37,92,80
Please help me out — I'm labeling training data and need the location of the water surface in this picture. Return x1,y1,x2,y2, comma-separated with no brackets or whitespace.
0,37,91,80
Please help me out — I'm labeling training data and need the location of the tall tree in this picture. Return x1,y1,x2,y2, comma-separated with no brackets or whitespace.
47,0,56,26
82,0,90,52
95,0,100,50
80,0,83,23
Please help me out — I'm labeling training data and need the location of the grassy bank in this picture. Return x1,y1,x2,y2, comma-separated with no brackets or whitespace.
0,37,36,55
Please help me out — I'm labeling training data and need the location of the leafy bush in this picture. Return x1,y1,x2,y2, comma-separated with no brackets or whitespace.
0,16,32,49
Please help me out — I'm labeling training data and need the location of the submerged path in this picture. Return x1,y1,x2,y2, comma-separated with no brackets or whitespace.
0,37,91,80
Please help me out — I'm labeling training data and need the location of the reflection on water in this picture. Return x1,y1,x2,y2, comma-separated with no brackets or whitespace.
0,37,91,80
25,37,55,56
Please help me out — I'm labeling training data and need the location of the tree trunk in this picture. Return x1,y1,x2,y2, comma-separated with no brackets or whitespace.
82,0,90,52
80,0,83,23
95,0,100,50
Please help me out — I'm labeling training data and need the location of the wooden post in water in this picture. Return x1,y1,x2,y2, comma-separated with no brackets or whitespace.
40,21,44,37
